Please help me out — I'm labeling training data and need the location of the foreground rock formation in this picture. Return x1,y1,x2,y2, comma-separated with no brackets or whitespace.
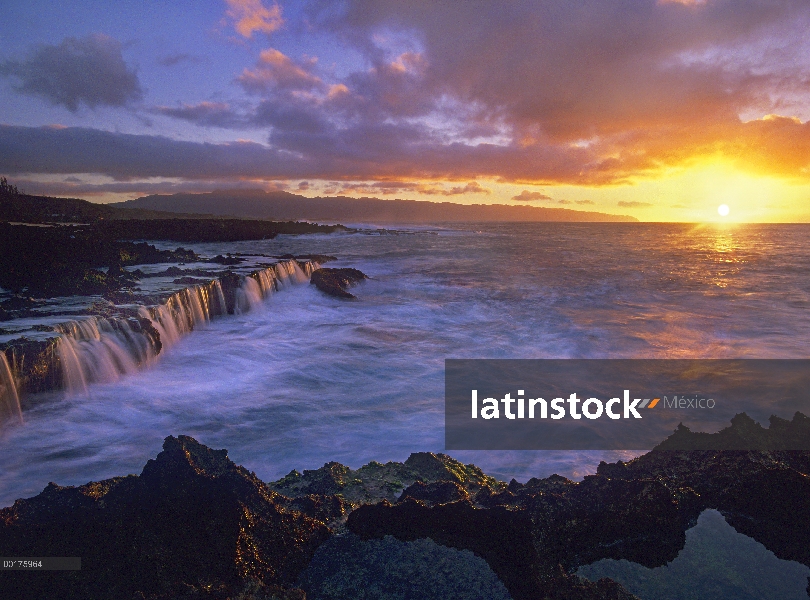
0,436,329,599
2,413,808,599
346,413,810,599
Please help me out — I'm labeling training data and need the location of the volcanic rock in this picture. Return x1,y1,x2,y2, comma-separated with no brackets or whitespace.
345,414,810,600
310,268,367,299
0,435,330,599
269,452,502,507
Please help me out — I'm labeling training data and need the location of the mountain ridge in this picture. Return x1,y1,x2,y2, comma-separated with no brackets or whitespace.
113,189,638,223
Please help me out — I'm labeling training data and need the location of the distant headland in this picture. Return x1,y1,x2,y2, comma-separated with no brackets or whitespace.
114,189,638,223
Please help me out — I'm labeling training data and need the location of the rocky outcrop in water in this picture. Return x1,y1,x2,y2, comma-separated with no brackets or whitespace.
651,411,810,451
0,435,329,600
310,268,367,299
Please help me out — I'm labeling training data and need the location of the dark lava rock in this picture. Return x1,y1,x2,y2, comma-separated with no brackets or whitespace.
0,296,41,320
173,276,215,285
0,223,200,297
269,452,502,508
398,480,470,506
346,414,810,600
277,494,353,530
347,500,639,600
310,267,368,299
0,338,61,395
0,435,330,600
209,254,245,265
98,219,343,242
298,532,514,600
4,417,809,600
652,411,810,451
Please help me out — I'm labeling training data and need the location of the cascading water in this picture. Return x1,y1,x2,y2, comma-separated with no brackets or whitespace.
56,317,157,394
234,259,315,312
55,260,316,395
0,352,23,424
276,260,311,286
236,277,264,313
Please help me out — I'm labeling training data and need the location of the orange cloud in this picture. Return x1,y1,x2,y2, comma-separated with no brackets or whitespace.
238,48,322,92
225,0,283,39
333,181,489,196
512,190,552,201
658,0,708,5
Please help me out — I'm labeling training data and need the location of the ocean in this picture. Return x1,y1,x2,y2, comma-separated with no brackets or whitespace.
1,222,809,506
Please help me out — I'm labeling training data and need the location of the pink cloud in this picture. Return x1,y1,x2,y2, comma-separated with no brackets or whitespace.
225,0,283,38
237,49,323,93
512,190,553,201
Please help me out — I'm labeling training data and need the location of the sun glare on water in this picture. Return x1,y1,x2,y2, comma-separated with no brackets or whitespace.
717,204,730,217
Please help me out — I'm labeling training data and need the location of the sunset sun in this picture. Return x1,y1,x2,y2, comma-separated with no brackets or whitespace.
718,204,730,217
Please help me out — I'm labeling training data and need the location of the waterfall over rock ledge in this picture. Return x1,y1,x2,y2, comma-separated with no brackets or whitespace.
2,259,319,411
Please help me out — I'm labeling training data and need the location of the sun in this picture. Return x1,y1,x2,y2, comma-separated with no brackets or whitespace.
717,204,730,217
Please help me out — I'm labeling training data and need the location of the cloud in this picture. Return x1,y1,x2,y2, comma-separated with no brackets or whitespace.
0,124,301,180
575,200,595,205
335,180,489,196
0,34,142,111
11,177,288,198
512,190,552,201
658,0,708,6
297,181,310,190
297,0,810,182
6,2,810,191
557,199,572,204
252,99,327,132
618,201,654,207
5,107,810,190
442,181,490,195
225,0,283,38
237,48,323,93
154,102,242,128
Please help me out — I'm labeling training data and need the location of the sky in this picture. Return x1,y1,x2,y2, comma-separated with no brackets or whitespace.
1,0,809,222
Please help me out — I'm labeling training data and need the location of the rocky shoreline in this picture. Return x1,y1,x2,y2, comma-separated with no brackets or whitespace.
0,202,367,410
1,255,369,409
0,257,328,403
1,413,808,599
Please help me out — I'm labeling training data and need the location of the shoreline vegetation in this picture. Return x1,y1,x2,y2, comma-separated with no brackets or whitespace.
1,414,808,599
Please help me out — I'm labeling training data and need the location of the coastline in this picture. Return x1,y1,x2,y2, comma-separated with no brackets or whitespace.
1,416,808,599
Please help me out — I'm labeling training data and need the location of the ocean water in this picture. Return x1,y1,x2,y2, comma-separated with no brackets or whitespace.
1,222,809,506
